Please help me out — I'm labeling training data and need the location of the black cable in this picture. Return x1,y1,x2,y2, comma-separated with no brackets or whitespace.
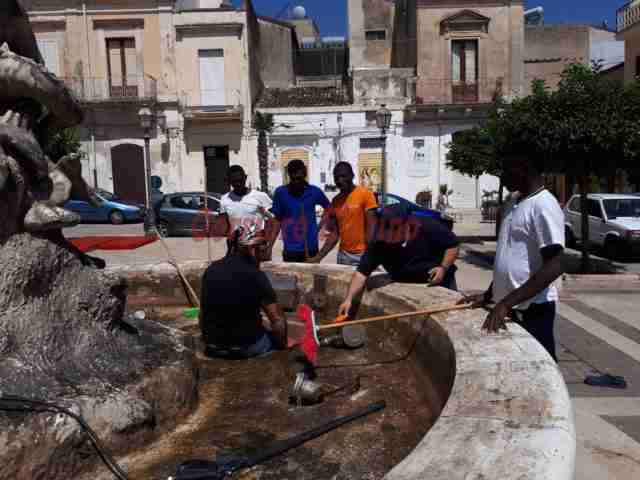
315,316,428,370
0,395,129,480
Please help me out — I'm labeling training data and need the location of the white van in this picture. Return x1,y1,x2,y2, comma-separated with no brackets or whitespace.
564,194,640,260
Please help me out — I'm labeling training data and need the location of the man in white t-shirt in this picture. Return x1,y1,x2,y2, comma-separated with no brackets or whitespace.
220,166,273,254
463,141,565,361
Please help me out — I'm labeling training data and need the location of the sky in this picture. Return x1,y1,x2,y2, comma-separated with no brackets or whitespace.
247,0,619,37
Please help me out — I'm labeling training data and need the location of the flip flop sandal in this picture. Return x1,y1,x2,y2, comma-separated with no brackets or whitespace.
584,374,627,389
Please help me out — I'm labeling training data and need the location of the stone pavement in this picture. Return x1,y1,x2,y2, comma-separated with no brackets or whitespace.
68,219,640,478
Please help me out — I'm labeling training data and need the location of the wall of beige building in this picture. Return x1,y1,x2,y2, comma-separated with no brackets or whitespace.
621,27,640,83
524,25,619,93
416,1,524,102
28,1,265,196
349,0,395,70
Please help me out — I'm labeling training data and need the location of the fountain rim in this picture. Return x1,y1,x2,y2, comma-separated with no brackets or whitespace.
111,260,576,480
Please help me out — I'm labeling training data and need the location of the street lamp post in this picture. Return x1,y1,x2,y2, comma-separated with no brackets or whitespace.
375,104,392,208
138,107,166,235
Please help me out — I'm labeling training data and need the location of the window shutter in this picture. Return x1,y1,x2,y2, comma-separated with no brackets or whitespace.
37,39,60,76
465,41,477,84
452,42,462,83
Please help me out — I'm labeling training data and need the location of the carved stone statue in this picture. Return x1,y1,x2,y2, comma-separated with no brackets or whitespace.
0,3,198,479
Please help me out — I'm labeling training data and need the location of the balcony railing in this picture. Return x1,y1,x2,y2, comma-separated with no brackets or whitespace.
414,77,504,105
180,89,243,119
61,75,157,103
617,1,640,33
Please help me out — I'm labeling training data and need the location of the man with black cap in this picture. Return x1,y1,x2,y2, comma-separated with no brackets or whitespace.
200,222,287,358
338,205,460,317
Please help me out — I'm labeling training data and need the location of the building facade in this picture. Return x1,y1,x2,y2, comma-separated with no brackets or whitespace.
525,24,623,93
27,0,296,202
617,0,640,83
259,0,524,209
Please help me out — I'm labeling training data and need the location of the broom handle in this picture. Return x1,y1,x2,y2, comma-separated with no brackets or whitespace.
155,232,201,308
317,303,473,331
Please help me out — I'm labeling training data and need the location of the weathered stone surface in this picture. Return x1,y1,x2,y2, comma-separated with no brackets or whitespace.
117,261,576,480
0,236,198,480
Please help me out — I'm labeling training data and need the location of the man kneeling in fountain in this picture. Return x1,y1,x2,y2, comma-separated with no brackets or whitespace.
338,205,460,317
200,223,288,358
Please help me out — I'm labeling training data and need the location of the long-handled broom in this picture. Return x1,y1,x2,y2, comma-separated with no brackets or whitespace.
297,303,474,365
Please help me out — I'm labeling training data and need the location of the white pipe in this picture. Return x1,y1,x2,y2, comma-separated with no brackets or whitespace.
83,3,97,188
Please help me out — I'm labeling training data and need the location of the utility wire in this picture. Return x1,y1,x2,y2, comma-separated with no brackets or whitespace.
0,395,130,480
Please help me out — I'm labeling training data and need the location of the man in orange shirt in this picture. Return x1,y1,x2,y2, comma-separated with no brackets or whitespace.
310,162,378,266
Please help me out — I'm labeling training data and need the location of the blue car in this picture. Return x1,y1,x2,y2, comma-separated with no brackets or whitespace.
65,189,146,224
374,193,454,230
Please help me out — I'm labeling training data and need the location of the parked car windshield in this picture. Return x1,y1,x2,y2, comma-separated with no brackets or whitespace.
603,198,640,219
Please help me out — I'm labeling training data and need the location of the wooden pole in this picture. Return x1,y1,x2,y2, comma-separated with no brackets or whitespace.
317,303,474,331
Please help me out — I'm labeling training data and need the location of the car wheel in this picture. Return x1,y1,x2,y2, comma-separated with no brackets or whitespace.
565,227,576,249
604,237,621,261
109,210,125,225
156,221,170,238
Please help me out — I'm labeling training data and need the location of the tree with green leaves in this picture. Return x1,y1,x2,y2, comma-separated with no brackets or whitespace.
447,64,640,272
252,111,274,194
43,127,84,162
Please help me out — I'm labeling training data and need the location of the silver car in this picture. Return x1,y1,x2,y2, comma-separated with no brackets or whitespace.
564,194,640,260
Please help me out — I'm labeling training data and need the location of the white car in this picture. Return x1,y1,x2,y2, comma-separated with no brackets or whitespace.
564,194,640,259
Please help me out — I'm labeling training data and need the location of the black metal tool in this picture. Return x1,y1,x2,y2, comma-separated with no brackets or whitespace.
173,400,386,480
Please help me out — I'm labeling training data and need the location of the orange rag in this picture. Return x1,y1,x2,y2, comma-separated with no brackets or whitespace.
333,314,348,324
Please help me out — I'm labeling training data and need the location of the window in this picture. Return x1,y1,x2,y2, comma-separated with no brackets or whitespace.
568,197,581,213
359,137,385,149
106,37,138,97
603,198,640,219
365,30,386,41
587,199,603,219
452,40,478,84
170,195,197,210
37,39,60,76
452,39,478,102
409,139,430,177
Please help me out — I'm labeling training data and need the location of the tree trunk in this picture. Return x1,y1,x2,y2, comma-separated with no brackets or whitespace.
607,173,616,193
579,174,591,273
257,131,269,193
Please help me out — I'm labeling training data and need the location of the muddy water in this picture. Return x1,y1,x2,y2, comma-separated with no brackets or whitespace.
119,303,437,480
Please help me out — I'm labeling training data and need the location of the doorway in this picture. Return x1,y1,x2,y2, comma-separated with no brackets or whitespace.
111,143,145,203
204,146,229,194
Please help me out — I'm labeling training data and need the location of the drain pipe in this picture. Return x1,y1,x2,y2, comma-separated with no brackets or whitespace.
83,2,98,188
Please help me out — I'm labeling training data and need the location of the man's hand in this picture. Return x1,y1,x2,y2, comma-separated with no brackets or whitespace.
338,299,352,317
482,302,511,333
458,293,486,307
428,266,446,286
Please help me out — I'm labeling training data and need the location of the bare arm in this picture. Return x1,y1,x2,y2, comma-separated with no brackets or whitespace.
338,271,368,316
262,302,287,349
483,246,564,332
428,246,460,285
311,215,339,262
266,218,281,251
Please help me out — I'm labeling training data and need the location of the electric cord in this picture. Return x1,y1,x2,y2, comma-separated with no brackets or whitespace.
315,316,428,370
0,395,129,480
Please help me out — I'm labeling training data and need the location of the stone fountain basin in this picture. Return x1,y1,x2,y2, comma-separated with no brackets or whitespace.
107,261,575,480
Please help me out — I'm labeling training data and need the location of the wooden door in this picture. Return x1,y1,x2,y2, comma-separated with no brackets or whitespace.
204,146,229,194
111,144,145,203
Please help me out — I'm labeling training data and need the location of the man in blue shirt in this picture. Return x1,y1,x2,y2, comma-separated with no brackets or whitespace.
269,159,330,262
